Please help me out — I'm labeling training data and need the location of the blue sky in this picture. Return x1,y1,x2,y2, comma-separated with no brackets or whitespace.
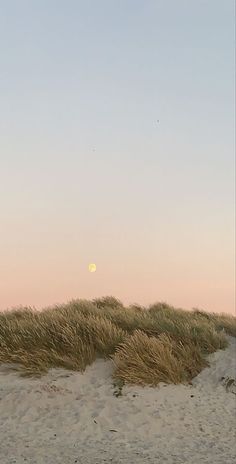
0,0,235,312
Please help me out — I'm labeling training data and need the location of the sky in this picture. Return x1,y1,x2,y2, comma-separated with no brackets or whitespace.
0,0,235,314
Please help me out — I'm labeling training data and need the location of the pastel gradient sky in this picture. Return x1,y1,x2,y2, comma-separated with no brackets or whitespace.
0,0,235,313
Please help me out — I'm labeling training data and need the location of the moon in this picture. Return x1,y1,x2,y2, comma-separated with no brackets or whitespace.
88,263,96,272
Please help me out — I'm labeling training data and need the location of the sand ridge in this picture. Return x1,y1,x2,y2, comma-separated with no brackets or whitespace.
0,337,235,464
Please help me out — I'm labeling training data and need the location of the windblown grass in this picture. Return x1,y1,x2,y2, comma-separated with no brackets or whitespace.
112,331,208,386
0,297,235,386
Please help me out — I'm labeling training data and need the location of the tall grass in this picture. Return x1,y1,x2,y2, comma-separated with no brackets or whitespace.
112,331,208,386
0,298,235,385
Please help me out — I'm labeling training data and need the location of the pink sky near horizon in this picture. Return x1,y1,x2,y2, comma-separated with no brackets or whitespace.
1,210,235,314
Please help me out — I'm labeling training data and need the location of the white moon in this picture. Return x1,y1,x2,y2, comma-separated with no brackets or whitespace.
88,263,96,272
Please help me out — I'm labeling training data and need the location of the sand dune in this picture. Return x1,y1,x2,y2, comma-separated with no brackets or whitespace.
0,336,235,464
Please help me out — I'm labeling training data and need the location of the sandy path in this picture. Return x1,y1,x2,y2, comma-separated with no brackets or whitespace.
0,336,235,464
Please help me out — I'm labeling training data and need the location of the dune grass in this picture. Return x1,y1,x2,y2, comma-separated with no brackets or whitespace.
0,296,235,385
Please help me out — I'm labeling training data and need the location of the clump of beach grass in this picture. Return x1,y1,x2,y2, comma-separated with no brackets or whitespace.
0,297,235,386
111,331,207,386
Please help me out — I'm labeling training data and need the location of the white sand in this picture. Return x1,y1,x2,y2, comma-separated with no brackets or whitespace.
0,336,236,464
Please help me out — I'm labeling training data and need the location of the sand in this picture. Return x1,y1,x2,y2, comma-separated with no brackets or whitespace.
0,336,235,464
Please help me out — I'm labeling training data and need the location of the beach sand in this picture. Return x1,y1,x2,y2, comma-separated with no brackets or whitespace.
0,336,235,464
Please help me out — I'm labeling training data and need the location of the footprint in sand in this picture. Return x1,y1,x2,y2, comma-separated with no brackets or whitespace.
221,377,236,395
